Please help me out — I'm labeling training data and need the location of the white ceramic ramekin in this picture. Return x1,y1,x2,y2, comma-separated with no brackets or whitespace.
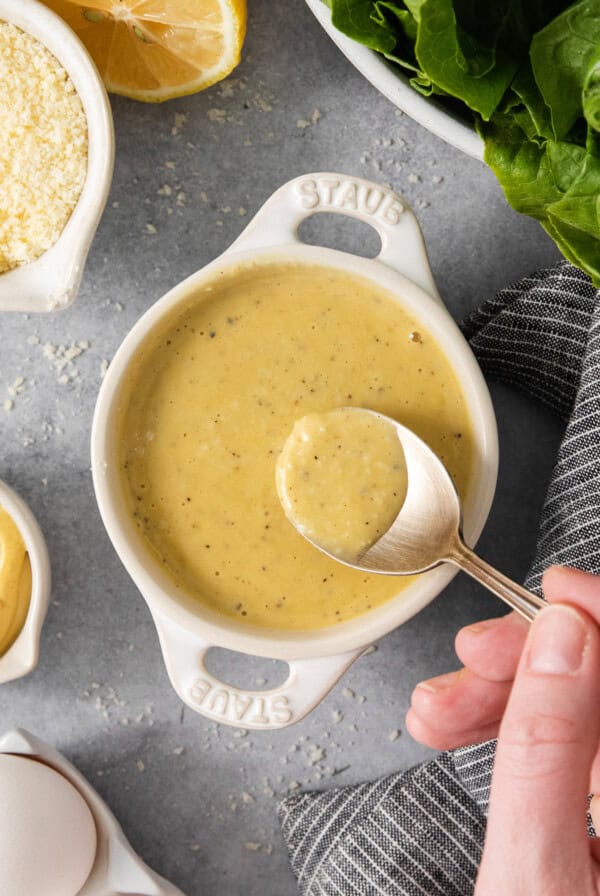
0,480,51,684
0,0,114,313
92,173,498,729
0,729,185,896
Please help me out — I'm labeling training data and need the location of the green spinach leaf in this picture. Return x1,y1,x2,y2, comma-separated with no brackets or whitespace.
530,0,600,140
324,0,600,284
414,0,517,119
583,55,600,132
329,0,397,53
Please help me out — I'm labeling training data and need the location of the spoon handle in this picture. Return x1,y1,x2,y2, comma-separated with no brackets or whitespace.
447,537,546,622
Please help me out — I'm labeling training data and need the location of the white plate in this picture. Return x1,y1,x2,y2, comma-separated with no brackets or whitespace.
305,0,483,160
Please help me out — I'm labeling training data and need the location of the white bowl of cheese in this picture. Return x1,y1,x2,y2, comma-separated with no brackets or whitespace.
91,172,498,729
0,0,114,312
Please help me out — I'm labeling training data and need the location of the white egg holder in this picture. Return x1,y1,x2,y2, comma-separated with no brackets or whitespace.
0,729,185,896
0,0,115,312
0,479,51,684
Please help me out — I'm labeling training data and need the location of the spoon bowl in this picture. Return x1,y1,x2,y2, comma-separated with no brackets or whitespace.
352,419,463,575
288,409,545,622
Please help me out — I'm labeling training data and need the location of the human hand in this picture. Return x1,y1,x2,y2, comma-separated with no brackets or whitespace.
406,567,599,753
408,566,600,893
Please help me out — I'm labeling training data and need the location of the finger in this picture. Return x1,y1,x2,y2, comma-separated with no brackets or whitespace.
411,667,511,735
457,568,600,684
455,612,528,682
544,566,600,622
420,709,600,796
591,749,600,794
405,706,500,751
479,603,600,889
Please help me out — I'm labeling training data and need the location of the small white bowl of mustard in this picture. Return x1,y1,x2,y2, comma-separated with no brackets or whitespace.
92,172,499,729
0,0,114,313
0,480,51,684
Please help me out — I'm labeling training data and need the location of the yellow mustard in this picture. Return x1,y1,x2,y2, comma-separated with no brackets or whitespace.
0,507,31,655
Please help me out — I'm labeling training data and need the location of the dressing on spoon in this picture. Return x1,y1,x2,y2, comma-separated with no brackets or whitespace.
279,407,545,623
276,407,408,562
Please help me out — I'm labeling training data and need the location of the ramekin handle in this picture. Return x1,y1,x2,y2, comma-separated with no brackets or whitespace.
228,172,442,304
154,614,363,730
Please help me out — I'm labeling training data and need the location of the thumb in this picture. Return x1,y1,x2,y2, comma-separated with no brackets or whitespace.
477,603,600,892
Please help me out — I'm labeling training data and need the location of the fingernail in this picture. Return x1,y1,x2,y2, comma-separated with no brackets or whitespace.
527,605,588,675
416,670,463,693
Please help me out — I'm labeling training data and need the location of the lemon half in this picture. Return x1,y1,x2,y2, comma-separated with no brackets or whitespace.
43,0,247,101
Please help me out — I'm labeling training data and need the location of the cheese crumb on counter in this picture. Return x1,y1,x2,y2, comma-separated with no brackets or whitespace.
0,22,88,274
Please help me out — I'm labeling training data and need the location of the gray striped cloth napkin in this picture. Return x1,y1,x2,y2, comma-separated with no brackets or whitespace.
278,261,600,896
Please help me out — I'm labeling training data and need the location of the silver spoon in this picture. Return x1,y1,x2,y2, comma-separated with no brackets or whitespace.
283,409,545,622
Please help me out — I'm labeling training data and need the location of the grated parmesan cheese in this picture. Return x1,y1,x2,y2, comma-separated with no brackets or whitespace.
0,22,88,274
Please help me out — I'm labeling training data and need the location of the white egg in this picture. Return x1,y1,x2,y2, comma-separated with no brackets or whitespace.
0,754,97,896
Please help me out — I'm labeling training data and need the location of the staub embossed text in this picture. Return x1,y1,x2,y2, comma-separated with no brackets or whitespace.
295,177,405,224
189,678,293,727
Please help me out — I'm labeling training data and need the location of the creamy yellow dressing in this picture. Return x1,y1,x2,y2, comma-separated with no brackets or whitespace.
118,261,474,631
0,507,31,655
277,408,408,562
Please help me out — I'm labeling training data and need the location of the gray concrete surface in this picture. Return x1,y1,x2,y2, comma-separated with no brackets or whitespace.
0,1,564,894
